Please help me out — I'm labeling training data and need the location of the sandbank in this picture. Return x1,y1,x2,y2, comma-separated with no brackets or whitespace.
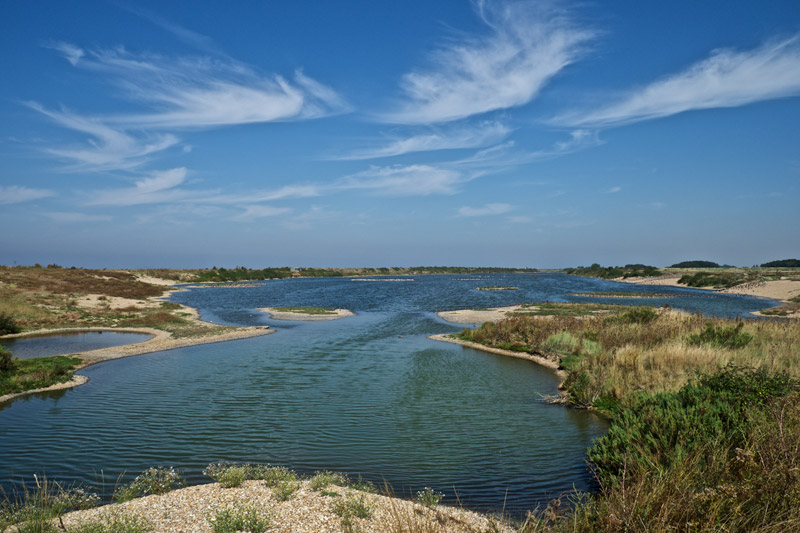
258,307,355,321
614,275,800,304
59,479,511,533
435,305,527,324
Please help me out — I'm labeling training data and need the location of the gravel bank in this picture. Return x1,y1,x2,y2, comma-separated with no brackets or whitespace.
60,480,514,533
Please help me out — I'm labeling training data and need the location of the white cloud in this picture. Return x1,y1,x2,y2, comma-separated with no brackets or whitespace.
0,185,56,205
606,186,622,193
336,121,511,160
383,0,593,124
337,165,468,196
27,103,179,171
43,212,112,223
53,44,348,129
84,167,210,206
558,35,800,128
232,205,292,221
458,203,513,217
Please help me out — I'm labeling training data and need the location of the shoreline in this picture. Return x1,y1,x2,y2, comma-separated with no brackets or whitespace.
58,479,513,533
613,275,800,302
258,307,355,321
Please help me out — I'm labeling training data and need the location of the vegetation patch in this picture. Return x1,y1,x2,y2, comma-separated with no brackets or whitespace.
678,270,749,288
564,263,662,279
571,291,675,299
687,321,754,349
0,352,82,396
208,504,270,533
114,467,185,502
477,286,518,291
670,260,722,268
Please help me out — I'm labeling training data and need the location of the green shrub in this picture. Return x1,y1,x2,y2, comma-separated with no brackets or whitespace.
208,504,270,533
0,313,21,335
272,479,299,501
607,306,658,324
0,346,15,373
414,487,444,508
332,492,372,532
588,366,798,486
203,463,247,488
687,322,753,349
310,471,348,491
114,467,185,502
248,465,298,487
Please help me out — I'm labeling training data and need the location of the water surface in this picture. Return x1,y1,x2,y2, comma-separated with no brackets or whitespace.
0,331,152,360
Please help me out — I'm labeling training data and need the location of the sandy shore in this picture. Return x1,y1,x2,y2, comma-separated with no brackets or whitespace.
430,333,563,375
615,275,800,303
59,480,512,533
258,307,355,321
435,305,527,324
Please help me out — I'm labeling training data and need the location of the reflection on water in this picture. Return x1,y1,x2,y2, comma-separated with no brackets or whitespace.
0,274,772,516
0,331,152,359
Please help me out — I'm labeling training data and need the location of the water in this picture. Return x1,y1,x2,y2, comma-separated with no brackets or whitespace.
0,331,153,360
0,274,774,516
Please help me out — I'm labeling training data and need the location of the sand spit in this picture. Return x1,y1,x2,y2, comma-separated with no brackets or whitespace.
614,275,800,303
436,305,527,324
430,333,563,376
0,325,273,404
258,308,355,321
59,480,513,533
351,278,414,282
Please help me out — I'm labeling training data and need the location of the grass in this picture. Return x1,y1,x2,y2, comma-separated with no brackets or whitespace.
570,291,675,298
113,467,185,503
458,306,800,407
0,354,82,396
208,504,270,533
511,302,624,317
272,306,339,315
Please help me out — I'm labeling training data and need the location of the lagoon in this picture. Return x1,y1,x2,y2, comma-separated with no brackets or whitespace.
0,274,771,516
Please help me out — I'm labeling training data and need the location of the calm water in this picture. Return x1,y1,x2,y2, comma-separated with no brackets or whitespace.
0,274,774,515
1,331,153,360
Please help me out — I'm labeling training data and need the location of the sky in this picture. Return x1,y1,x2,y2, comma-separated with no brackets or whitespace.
1,0,798,269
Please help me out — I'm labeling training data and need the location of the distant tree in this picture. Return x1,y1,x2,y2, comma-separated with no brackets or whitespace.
760,259,800,267
670,261,720,268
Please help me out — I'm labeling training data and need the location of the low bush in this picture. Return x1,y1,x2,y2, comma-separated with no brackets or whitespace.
0,313,21,335
273,479,299,501
414,487,444,508
208,504,270,533
687,322,753,349
203,463,247,488
309,471,348,491
114,467,185,502
0,346,15,373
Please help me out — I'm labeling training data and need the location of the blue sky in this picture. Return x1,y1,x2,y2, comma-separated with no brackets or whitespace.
1,0,798,268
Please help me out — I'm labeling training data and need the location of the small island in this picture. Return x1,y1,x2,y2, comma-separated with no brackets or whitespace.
258,307,355,321
476,286,518,291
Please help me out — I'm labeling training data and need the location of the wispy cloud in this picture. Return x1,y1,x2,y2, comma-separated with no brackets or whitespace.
53,44,349,128
232,205,292,221
0,185,56,205
84,167,215,206
335,121,511,160
337,164,469,196
557,35,800,128
119,4,227,57
31,42,348,171
43,212,112,223
606,186,622,193
383,0,593,124
457,203,513,217
27,103,179,171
